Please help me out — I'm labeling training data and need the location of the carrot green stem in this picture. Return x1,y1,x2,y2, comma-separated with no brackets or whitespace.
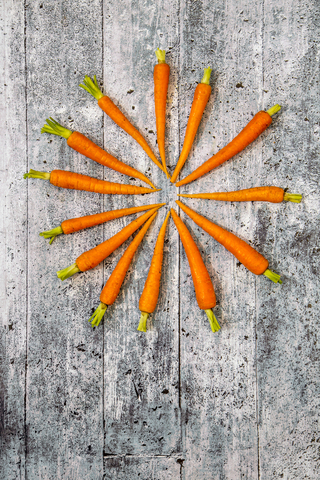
263,269,282,284
57,262,80,281
23,169,50,180
41,117,73,139
205,309,221,332
283,193,302,203
266,104,281,116
201,67,212,85
137,312,149,332
39,226,63,245
79,75,104,101
155,48,166,64
89,302,108,327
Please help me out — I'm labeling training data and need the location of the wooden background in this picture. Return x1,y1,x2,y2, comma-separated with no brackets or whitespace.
1,0,319,478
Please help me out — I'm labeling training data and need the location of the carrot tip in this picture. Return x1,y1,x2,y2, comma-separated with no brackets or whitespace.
137,312,149,332
205,309,221,332
57,263,80,281
263,269,282,284
39,226,63,244
88,302,107,327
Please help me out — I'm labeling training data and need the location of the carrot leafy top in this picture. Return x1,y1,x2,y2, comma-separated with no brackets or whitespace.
41,117,73,139
80,75,104,101
155,48,166,64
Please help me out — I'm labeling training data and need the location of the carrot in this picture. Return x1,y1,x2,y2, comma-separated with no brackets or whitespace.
154,49,170,178
176,104,282,187
80,75,165,174
138,211,170,332
89,211,158,327
171,208,220,332
176,200,282,283
39,203,165,244
41,118,156,189
24,169,160,195
170,67,212,184
57,207,162,281
178,186,302,203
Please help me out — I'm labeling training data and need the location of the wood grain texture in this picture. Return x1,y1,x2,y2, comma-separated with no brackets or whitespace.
1,0,320,478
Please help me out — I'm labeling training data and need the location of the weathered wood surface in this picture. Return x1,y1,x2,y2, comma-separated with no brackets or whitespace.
1,0,319,479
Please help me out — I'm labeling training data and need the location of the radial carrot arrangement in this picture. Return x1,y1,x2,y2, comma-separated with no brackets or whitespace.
80,75,165,174
24,169,159,195
56,207,162,281
39,203,165,244
176,200,282,283
138,211,171,332
178,186,302,203
89,211,158,327
41,118,156,189
153,48,170,178
171,208,220,332
170,67,212,183
176,104,282,187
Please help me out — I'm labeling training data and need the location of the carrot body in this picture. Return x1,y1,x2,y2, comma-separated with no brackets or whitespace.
61,204,165,235
176,109,276,187
100,212,157,306
179,186,285,203
176,200,269,275
49,170,158,195
171,208,216,311
76,207,160,272
171,68,212,183
154,49,170,178
139,211,170,315
67,131,155,189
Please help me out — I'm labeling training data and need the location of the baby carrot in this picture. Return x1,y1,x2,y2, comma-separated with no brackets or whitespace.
24,169,160,195
176,105,281,187
57,207,162,281
89,211,158,327
138,211,170,332
80,75,165,174
39,203,165,244
176,200,282,283
171,208,220,332
154,49,170,178
170,67,212,183
41,118,156,189
178,186,302,203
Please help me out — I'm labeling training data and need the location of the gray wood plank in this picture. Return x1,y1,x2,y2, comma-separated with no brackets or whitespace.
103,455,181,479
178,0,264,478
257,1,320,478
102,0,181,455
25,1,104,478
0,1,27,479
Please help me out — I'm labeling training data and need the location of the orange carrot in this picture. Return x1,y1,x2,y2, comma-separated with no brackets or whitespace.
154,49,170,178
39,203,165,244
171,208,220,332
138,211,171,332
176,105,282,187
41,118,156,189
24,169,160,195
80,75,165,174
178,186,302,203
170,67,212,183
176,200,282,283
57,207,162,281
89,211,158,327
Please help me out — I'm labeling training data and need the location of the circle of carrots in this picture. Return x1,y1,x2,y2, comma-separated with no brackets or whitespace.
171,208,220,332
89,211,158,327
178,186,302,203
138,211,171,332
176,200,282,283
41,117,156,189
154,49,170,178
176,105,281,187
80,75,165,174
24,169,160,196
170,67,212,184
